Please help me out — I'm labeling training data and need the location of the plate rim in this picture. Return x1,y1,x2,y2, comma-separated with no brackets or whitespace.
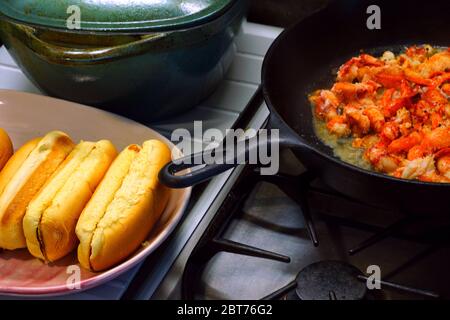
0,89,192,297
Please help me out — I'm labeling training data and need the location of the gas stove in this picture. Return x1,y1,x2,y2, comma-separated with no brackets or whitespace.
169,150,450,300
144,97,450,301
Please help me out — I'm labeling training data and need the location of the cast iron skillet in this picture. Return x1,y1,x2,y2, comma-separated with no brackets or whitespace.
160,0,450,215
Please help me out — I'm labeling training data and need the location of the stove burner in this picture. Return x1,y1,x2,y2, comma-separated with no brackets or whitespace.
295,261,366,300
263,260,441,300
181,160,445,300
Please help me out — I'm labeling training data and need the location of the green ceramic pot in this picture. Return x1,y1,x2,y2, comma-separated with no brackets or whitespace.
0,0,247,121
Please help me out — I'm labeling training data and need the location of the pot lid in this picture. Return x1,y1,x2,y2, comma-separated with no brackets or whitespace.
0,0,235,32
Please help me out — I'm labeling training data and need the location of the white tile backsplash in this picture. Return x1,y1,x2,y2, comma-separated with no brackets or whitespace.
0,67,40,94
202,80,258,112
226,53,264,84
0,46,17,67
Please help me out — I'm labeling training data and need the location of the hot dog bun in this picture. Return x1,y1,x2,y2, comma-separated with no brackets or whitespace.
0,128,13,171
0,131,74,250
0,138,41,197
76,140,171,271
23,140,117,262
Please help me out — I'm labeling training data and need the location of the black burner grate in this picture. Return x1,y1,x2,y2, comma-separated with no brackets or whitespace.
181,162,449,300
262,260,440,300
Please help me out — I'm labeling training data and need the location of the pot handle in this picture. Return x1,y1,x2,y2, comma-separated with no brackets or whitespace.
14,23,168,63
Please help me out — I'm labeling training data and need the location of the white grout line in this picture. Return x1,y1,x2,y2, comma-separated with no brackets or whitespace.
223,77,260,86
242,21,283,39
195,105,241,117
0,64,21,72
234,51,265,61
223,79,259,89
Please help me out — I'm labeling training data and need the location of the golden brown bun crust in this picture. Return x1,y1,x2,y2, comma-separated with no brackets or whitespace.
0,131,74,250
76,145,139,270
0,138,41,197
76,140,171,271
0,128,13,171
24,140,117,262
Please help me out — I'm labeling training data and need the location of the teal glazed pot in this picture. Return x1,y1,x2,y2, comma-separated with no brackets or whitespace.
0,0,247,121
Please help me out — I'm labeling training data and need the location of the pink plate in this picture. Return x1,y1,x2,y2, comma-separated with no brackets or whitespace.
0,90,191,296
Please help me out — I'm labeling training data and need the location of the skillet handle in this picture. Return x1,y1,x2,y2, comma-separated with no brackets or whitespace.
159,133,268,189
159,86,309,189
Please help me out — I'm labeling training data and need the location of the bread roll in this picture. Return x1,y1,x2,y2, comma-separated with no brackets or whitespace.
76,140,171,271
0,128,13,171
0,138,41,197
0,131,74,250
23,140,117,262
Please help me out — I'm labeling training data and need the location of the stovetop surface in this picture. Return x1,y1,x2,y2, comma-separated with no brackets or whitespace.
184,150,450,300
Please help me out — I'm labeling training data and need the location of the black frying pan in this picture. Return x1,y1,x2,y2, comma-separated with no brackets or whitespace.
160,0,450,215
